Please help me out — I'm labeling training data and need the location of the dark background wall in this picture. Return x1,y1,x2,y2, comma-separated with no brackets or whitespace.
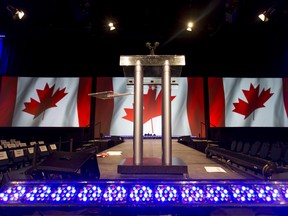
1,0,288,147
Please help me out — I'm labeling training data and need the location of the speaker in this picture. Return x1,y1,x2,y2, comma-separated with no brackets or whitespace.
31,151,100,180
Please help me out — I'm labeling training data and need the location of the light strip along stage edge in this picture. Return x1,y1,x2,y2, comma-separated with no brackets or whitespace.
1,179,288,208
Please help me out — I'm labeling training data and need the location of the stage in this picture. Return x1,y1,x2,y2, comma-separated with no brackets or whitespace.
97,138,252,180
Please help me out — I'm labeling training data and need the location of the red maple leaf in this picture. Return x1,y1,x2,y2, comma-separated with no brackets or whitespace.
233,83,273,119
122,86,176,124
23,83,68,119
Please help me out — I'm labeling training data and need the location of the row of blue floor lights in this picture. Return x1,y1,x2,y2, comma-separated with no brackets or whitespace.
0,180,288,206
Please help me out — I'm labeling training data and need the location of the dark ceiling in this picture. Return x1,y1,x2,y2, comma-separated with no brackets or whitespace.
1,0,288,77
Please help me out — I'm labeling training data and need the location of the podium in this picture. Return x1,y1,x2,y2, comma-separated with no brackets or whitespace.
117,55,188,175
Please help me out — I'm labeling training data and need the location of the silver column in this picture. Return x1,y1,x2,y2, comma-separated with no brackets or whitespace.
133,60,143,165
162,60,172,165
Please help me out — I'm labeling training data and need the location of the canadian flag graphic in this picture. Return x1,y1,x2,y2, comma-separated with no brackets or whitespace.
209,77,288,127
95,77,204,137
0,76,92,127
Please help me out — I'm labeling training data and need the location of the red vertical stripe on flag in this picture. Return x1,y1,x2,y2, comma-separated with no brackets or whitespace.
95,77,114,136
187,77,205,137
77,77,92,127
0,76,17,126
283,78,288,118
208,77,225,127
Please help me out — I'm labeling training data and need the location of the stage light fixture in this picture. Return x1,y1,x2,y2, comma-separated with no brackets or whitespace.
258,11,269,22
15,9,24,19
108,22,116,31
6,5,25,20
1,180,288,208
258,7,276,22
186,22,193,31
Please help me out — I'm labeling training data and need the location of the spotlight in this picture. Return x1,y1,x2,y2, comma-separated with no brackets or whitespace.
258,7,276,22
6,5,25,20
108,22,116,31
15,9,24,20
258,11,269,22
186,22,193,31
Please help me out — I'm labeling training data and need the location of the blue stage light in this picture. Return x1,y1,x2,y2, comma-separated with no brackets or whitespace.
1,180,288,208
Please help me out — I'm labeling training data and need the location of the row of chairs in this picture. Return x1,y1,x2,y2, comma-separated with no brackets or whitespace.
229,140,288,165
0,140,58,174
205,139,288,178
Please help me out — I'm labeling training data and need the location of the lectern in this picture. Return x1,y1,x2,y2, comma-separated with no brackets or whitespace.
117,55,188,174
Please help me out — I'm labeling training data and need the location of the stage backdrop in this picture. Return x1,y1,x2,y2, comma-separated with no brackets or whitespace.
209,77,288,127
95,77,205,137
0,76,92,127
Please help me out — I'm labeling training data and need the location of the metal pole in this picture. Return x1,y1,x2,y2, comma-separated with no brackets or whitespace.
133,60,143,165
162,60,172,165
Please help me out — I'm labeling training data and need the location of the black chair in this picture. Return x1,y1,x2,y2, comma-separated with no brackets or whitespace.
10,148,26,169
242,142,251,154
25,146,35,164
0,150,10,173
236,141,243,153
258,142,270,159
270,142,283,164
248,141,262,156
37,141,50,159
47,143,58,155
230,140,237,151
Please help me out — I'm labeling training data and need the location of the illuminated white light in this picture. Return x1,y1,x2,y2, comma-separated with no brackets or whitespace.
16,10,24,19
108,22,116,31
186,22,193,31
258,14,266,21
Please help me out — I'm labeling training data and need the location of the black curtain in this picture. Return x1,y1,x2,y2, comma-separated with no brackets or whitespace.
0,37,17,75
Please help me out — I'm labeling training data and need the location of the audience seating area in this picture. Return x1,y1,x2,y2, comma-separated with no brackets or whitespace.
0,136,124,177
6,136,287,179
205,139,288,179
0,139,61,175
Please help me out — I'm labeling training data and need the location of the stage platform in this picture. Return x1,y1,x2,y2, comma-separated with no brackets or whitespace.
97,138,254,180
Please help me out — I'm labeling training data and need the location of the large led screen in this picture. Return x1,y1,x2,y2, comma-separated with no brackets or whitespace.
95,77,205,137
208,77,288,127
0,76,92,127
